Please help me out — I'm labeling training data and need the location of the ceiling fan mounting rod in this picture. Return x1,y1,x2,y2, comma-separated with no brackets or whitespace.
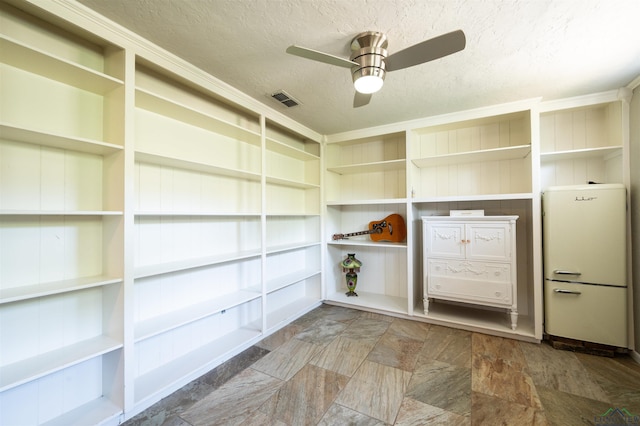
350,31,388,50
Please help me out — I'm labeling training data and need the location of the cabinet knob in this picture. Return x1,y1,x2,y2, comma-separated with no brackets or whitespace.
495,292,501,297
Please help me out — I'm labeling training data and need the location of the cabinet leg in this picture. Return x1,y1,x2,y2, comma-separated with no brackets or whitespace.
423,298,429,315
510,309,518,330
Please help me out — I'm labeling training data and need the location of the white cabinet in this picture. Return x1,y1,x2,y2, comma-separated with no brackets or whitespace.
422,216,519,330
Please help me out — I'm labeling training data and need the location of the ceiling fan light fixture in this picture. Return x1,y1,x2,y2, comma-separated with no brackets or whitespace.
350,37,387,95
354,74,384,94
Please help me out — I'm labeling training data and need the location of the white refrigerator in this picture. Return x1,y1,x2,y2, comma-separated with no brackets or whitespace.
543,184,627,347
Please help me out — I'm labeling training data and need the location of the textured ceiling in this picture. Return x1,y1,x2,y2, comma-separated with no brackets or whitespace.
76,0,640,135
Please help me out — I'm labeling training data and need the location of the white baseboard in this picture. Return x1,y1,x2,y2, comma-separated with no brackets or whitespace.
630,349,640,365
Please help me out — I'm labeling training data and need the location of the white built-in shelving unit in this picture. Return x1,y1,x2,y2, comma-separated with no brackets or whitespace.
0,1,322,424
131,63,266,408
322,105,542,340
410,110,533,200
324,132,409,315
0,1,634,425
408,108,538,340
0,3,126,425
539,95,625,190
264,120,323,329
322,91,631,343
537,92,633,348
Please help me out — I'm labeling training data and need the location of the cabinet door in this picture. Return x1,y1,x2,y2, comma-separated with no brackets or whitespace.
465,223,511,261
425,222,465,258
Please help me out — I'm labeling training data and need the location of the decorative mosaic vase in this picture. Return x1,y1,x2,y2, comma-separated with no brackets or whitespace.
341,253,362,297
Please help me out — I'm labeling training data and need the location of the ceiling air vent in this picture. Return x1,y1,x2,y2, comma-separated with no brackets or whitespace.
271,90,300,107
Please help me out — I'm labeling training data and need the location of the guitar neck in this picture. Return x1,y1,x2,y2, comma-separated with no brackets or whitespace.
333,228,382,240
338,229,380,239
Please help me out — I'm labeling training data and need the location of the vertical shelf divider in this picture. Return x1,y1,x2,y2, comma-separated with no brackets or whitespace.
260,114,268,334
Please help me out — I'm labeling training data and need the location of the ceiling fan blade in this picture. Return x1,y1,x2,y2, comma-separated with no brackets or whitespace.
353,92,372,108
286,45,358,68
385,30,466,72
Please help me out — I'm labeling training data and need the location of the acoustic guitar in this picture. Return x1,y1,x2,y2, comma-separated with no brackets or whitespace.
332,214,406,243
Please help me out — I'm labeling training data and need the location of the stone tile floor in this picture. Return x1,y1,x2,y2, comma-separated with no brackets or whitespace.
125,304,640,425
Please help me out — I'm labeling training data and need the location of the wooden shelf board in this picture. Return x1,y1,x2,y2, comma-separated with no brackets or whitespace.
327,240,407,249
327,159,406,175
134,211,261,217
266,213,321,218
134,327,261,404
134,249,262,279
135,88,261,145
412,144,531,167
411,193,534,203
266,241,321,255
266,211,321,216
0,275,122,305
266,297,322,330
135,151,261,181
325,291,408,316
1,35,123,95
0,123,123,155
326,198,408,206
266,137,319,161
0,336,122,392
266,269,321,294
266,176,320,189
0,210,122,216
540,146,622,162
134,288,262,342
412,300,537,341
43,397,122,426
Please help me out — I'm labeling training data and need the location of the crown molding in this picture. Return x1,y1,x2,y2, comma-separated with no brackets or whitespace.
537,89,621,113
628,74,640,91
325,97,541,143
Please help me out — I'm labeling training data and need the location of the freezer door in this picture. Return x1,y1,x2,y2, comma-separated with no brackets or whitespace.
544,281,627,347
543,184,626,286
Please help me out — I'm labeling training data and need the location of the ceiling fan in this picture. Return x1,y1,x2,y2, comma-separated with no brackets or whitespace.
286,30,466,108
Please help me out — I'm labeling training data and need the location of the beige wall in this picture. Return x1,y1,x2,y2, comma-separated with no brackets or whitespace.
630,83,640,354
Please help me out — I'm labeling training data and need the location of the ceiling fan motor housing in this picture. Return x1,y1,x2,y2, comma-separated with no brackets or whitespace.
350,31,388,86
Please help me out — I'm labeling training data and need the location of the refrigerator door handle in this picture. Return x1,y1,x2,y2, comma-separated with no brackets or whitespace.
553,288,582,295
553,269,582,276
